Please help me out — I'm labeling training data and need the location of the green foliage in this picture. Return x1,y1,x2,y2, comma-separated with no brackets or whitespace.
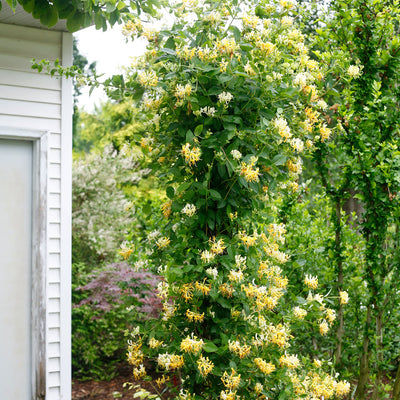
308,0,400,397
72,145,147,265
279,190,364,369
113,0,351,398
73,100,147,154
2,0,164,32
73,37,96,99
71,101,167,380
72,37,97,153
72,262,161,380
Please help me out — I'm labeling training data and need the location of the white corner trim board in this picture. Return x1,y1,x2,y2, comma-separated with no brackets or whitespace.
0,127,48,399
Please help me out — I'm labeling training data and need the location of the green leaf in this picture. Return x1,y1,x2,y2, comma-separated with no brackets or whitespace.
21,0,35,13
296,297,306,305
166,186,175,199
89,85,96,96
186,129,194,143
272,154,287,166
161,48,176,55
108,9,120,26
207,216,215,230
142,202,152,215
194,124,203,136
94,12,105,30
240,43,253,51
111,74,124,87
177,182,191,192
117,1,126,10
231,26,241,41
66,12,85,32
40,4,59,27
105,2,117,13
164,36,176,50
203,341,218,352
6,0,17,11
218,74,233,83
209,189,222,200
217,297,231,308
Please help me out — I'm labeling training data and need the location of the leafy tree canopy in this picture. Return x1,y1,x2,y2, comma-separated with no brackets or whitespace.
0,0,163,32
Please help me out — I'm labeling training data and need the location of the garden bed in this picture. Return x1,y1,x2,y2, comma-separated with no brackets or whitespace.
72,363,173,400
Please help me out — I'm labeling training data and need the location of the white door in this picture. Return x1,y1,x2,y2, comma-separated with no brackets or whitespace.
0,138,33,399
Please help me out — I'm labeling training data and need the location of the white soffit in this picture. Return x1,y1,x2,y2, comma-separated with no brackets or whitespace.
0,2,68,31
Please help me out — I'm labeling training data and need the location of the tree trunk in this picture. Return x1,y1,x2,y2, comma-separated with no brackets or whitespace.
371,309,384,400
354,306,372,400
342,187,364,229
334,200,344,366
393,360,400,400
393,223,400,400
335,303,344,365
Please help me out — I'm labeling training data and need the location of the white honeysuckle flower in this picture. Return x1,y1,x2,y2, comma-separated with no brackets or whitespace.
181,203,197,217
231,149,242,160
218,91,233,104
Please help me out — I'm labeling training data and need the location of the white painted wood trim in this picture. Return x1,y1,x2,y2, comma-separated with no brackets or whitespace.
60,31,73,400
32,130,48,400
0,126,48,400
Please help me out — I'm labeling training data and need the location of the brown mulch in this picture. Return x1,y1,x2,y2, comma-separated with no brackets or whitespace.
73,375,137,399
72,364,174,400
72,364,396,399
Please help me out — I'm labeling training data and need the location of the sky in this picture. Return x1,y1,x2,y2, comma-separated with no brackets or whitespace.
74,26,147,112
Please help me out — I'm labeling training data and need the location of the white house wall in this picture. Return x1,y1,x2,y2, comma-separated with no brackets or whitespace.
0,23,72,400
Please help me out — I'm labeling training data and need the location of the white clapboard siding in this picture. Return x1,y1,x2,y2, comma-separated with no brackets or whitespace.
49,148,62,162
0,84,60,104
0,115,61,132
48,298,61,313
49,222,61,238
48,327,61,343
49,177,62,193
49,162,62,178
0,99,61,119
48,357,60,372
49,193,61,209
0,24,61,45
48,208,61,224
0,69,61,90
48,371,61,389
49,132,62,148
0,37,60,60
0,23,72,400
49,238,61,253
48,271,61,286
48,282,61,299
48,313,61,329
49,253,61,268
0,53,51,72
47,387,60,399
48,342,61,358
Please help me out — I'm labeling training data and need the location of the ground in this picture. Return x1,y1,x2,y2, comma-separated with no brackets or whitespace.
73,375,135,400
72,364,394,399
72,364,174,400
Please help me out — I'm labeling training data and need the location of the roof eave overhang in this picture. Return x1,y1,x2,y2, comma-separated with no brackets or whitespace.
0,2,71,32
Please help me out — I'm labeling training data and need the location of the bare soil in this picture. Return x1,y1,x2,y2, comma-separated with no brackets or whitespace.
72,364,157,400
72,364,175,400
72,364,395,400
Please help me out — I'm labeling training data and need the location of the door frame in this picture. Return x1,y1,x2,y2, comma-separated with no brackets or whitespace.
0,127,48,399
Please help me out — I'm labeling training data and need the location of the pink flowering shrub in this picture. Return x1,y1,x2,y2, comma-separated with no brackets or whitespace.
72,262,161,379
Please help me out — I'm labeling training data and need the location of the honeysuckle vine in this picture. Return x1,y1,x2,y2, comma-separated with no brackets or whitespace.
114,0,351,398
